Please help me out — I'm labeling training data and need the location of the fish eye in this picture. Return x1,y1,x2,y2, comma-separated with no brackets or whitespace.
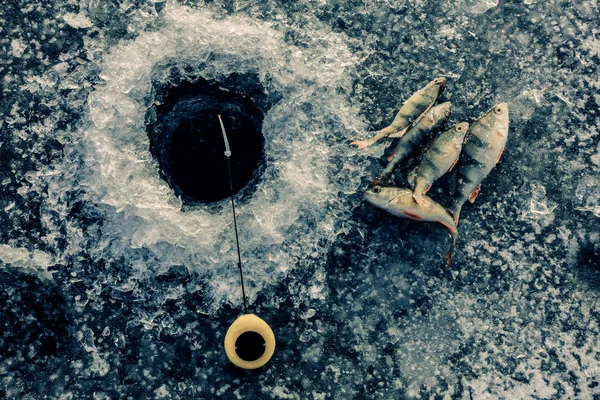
494,105,503,114
434,78,443,83
372,185,381,193
456,126,463,132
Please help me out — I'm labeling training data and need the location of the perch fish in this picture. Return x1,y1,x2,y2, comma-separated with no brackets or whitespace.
447,103,509,224
351,77,446,149
374,101,452,186
408,122,469,206
364,186,457,265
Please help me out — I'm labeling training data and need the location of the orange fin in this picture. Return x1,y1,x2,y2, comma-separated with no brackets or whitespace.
350,140,371,150
423,184,432,195
370,176,382,187
437,219,457,234
403,211,422,220
495,146,505,164
387,149,396,161
444,251,453,266
468,185,481,204
412,193,427,206
449,157,459,172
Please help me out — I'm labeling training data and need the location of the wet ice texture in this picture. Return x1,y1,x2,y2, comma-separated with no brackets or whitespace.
576,175,600,217
1,0,600,398
74,5,364,310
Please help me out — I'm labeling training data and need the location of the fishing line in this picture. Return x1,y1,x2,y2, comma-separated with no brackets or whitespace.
220,114,276,370
218,114,248,314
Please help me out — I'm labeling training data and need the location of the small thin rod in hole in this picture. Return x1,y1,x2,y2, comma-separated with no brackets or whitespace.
218,114,248,314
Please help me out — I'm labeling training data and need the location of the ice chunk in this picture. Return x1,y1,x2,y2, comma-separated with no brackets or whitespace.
10,39,26,57
463,0,499,14
528,185,557,216
0,244,54,279
575,175,600,217
62,13,94,29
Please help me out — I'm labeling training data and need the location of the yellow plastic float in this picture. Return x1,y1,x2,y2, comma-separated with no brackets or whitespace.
219,115,276,370
224,314,275,369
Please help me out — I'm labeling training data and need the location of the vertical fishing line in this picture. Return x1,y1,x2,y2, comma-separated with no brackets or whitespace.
218,115,248,314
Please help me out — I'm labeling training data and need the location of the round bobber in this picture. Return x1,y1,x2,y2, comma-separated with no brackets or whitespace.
224,314,275,369
218,116,275,370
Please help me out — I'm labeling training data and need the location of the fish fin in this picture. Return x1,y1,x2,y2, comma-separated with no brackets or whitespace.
423,183,432,195
369,175,382,187
350,139,372,149
403,211,423,220
387,126,408,138
468,185,481,204
387,148,396,162
448,157,459,172
412,193,427,206
437,220,457,266
437,219,457,234
447,203,462,225
449,169,458,196
495,146,505,164
444,249,453,266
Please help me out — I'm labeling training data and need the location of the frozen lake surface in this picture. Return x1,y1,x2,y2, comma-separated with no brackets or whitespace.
1,0,599,398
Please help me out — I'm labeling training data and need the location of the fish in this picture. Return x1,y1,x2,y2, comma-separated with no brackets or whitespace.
373,101,452,186
447,102,509,224
363,185,458,265
407,122,469,206
351,77,447,149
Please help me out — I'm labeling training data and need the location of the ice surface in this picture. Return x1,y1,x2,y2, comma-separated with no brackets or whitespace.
72,4,364,312
0,244,54,278
462,0,499,15
62,12,94,29
575,175,600,217
1,0,600,398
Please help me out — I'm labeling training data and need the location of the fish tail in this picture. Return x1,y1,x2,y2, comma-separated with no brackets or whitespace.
447,229,458,266
350,139,373,149
436,219,458,266
444,243,455,266
351,128,393,149
447,202,463,225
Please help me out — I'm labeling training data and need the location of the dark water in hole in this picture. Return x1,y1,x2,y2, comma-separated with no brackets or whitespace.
148,78,265,204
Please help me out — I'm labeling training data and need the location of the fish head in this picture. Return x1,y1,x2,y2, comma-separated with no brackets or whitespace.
488,102,509,129
432,101,452,122
363,185,399,209
452,121,469,141
423,77,447,97
432,76,447,93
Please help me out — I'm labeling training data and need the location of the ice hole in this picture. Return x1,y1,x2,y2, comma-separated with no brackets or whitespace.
148,76,265,204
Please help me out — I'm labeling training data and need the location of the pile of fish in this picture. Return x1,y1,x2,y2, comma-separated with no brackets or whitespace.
354,77,510,265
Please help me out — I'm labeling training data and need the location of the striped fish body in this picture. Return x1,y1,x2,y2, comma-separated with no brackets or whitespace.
448,103,509,224
363,186,458,264
377,102,452,185
351,77,446,149
387,77,447,135
408,122,469,205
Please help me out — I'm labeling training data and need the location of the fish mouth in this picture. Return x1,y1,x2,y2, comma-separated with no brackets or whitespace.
437,77,447,92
